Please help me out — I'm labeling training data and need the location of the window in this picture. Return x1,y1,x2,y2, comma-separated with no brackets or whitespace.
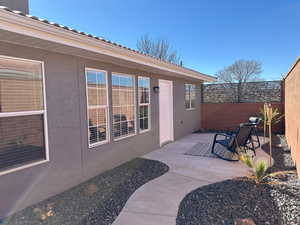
112,73,135,139
86,69,109,146
185,84,196,110
138,77,150,132
0,56,48,173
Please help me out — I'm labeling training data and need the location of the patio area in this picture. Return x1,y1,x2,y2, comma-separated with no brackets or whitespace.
113,133,270,225
3,132,298,225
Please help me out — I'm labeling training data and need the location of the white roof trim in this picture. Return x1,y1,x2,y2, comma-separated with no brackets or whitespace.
0,8,216,82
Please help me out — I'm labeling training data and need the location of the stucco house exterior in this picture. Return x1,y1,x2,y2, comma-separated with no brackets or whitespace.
0,0,215,217
285,56,300,177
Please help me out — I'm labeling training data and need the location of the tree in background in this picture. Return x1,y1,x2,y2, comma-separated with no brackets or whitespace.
137,34,183,65
216,59,263,102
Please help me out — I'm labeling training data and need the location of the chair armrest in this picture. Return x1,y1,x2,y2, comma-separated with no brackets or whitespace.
215,133,233,139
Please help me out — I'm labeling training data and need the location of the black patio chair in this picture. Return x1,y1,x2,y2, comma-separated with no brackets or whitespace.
211,123,255,161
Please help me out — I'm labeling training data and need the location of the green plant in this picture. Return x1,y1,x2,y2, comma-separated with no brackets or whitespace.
240,154,253,168
240,154,269,184
240,154,297,184
259,103,284,165
254,160,268,183
259,105,283,128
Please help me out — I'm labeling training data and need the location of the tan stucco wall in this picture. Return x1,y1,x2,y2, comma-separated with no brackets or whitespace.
0,41,202,217
285,57,300,176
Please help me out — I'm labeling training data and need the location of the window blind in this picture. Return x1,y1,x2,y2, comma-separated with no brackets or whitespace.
0,56,47,172
112,73,135,139
86,69,108,146
138,77,150,132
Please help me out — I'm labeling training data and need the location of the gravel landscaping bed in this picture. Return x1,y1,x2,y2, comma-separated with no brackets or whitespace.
1,158,169,225
262,135,296,172
177,135,300,225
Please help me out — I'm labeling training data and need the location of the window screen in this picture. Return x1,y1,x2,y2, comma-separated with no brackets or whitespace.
112,73,135,139
0,56,47,172
185,84,196,109
138,77,150,132
86,69,108,146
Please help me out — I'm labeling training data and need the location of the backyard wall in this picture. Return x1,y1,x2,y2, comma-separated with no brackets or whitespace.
201,102,284,133
203,81,283,103
285,57,300,176
0,42,202,217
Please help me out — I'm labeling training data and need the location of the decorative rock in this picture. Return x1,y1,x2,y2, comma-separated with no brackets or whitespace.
177,136,300,225
235,218,256,225
2,158,169,225
84,183,99,196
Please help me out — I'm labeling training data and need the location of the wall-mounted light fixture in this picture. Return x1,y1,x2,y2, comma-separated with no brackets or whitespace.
153,86,160,93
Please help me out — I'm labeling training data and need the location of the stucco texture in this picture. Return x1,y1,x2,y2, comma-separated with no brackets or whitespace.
0,42,202,217
285,58,300,176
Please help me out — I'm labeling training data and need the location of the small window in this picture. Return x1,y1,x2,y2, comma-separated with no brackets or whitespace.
185,84,196,110
0,56,48,173
138,77,150,132
112,73,136,139
86,69,109,146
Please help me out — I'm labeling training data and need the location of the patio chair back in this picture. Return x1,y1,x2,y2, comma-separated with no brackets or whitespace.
248,116,262,126
231,123,253,150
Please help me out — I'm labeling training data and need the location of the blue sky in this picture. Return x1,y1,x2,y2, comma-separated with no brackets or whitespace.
30,0,300,80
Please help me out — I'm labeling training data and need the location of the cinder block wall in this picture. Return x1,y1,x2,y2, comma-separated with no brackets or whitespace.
203,81,282,103
285,57,300,176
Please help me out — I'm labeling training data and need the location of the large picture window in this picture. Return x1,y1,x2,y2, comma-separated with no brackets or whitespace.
112,73,136,139
0,56,48,173
185,84,196,110
86,69,109,146
138,77,150,132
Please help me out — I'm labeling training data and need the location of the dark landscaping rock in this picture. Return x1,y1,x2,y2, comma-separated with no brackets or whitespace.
235,218,256,225
2,158,169,225
177,135,300,225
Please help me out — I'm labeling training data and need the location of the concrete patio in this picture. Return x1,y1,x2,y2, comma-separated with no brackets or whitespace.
113,133,270,225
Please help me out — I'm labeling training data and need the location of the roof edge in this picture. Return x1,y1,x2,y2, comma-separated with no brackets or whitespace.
0,6,217,82
284,56,300,80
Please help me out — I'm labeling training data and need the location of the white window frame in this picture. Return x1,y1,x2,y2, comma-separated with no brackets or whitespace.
138,76,151,133
111,72,137,141
185,84,196,110
85,68,110,148
0,55,49,176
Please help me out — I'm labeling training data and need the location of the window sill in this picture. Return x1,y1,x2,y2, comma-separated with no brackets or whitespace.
139,129,151,134
114,133,137,142
185,108,196,111
0,159,49,177
89,140,109,149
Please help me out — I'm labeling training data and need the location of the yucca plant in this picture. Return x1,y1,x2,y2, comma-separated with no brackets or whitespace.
240,154,269,184
254,160,268,183
259,103,284,165
259,104,283,130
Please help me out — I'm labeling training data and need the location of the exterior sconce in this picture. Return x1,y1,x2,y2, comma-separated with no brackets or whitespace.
153,86,160,93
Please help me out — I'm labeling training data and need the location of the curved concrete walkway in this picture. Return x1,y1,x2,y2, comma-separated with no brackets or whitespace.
113,133,269,225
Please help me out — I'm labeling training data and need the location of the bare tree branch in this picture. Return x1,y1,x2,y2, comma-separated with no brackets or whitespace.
216,59,263,102
137,34,182,65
